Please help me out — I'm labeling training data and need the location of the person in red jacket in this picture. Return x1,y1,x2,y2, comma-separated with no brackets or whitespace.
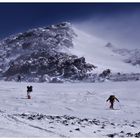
106,95,119,109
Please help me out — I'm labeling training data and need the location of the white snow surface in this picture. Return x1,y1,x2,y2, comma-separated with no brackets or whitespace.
0,81,140,137
71,27,140,73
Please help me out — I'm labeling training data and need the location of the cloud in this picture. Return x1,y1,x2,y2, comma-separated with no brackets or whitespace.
73,9,140,49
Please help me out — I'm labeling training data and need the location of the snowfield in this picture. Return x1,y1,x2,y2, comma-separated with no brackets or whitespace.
0,81,140,137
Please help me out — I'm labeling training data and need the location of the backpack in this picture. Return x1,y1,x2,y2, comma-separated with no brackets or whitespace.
109,95,115,101
27,86,33,92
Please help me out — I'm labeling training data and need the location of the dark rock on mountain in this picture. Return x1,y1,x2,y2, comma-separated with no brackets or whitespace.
0,22,96,82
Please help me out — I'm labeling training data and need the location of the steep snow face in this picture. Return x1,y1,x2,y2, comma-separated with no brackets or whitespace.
71,27,140,73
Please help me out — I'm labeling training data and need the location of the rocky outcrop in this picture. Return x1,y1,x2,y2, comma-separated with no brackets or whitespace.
0,22,96,82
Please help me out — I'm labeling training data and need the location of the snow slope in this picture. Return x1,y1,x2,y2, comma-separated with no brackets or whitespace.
71,27,140,73
0,81,140,137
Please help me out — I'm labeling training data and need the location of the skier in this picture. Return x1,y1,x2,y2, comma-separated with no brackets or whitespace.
27,86,33,99
106,95,119,109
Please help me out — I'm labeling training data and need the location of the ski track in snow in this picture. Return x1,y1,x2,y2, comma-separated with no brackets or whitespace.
0,81,140,137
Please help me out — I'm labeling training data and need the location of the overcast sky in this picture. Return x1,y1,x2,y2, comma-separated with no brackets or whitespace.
0,3,140,48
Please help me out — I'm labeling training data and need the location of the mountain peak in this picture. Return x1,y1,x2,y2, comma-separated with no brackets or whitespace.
0,22,95,82
54,22,72,28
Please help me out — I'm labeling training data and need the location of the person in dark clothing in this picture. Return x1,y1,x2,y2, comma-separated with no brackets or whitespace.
106,95,119,109
17,75,21,82
27,86,33,99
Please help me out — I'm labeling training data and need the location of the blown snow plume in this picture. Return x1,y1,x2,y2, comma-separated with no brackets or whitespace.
0,22,95,82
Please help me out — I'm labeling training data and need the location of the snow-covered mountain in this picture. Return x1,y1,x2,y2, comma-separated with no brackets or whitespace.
71,28,140,73
0,22,140,138
0,22,140,82
113,48,140,66
103,42,140,67
0,22,95,82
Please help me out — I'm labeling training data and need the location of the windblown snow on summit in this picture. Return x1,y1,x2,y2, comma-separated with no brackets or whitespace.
0,22,140,82
71,27,140,73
